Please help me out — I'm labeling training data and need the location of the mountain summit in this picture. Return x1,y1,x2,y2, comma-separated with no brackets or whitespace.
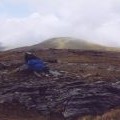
10,37,120,51
31,37,105,50
26,37,120,52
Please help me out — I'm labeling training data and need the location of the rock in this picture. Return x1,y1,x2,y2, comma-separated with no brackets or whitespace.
49,70,62,77
46,59,58,63
1,77,120,120
0,62,8,70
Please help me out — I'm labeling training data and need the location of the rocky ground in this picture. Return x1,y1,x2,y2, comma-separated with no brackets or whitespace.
0,49,120,120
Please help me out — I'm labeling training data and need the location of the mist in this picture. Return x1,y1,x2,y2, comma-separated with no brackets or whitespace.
0,0,120,49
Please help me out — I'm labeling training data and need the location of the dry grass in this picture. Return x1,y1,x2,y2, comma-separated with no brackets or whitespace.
1,50,120,120
77,109,120,120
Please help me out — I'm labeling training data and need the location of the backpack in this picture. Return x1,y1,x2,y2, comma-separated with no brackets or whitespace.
27,59,46,72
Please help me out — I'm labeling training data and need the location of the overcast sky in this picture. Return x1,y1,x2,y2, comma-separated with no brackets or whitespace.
0,0,120,49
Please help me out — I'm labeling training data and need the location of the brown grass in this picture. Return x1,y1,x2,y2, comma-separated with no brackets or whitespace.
1,50,120,120
77,109,120,120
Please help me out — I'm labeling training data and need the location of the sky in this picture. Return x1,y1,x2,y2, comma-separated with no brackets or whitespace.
0,0,120,49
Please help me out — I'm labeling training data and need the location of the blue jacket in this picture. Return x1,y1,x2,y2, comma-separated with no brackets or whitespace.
27,59,46,71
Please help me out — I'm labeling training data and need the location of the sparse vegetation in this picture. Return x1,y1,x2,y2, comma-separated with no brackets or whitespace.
10,37,120,52
0,49,120,120
77,109,120,120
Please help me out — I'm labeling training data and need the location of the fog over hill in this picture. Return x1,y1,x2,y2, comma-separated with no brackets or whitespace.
10,37,120,52
32,37,102,49
0,43,5,51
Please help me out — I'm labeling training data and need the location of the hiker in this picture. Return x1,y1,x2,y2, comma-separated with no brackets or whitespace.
25,52,49,76
25,52,63,77
8,52,61,77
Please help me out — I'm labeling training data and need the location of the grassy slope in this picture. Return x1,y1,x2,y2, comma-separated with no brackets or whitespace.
31,37,120,51
9,37,120,52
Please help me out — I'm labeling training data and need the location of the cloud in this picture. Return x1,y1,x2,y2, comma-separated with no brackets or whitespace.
0,13,69,49
0,42,5,51
0,0,120,49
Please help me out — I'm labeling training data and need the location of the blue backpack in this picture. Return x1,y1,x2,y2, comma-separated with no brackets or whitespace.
27,59,46,72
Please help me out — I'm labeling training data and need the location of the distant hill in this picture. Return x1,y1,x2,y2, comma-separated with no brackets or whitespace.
0,43,5,51
28,37,120,51
10,37,120,52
